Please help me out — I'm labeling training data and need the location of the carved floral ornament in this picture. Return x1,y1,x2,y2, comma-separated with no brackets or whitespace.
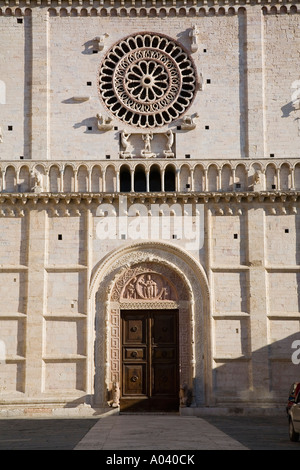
98,32,197,128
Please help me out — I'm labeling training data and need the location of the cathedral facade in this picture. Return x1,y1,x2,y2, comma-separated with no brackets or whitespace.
0,0,299,416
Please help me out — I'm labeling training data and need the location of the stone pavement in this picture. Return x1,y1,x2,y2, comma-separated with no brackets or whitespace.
0,413,299,451
74,414,247,450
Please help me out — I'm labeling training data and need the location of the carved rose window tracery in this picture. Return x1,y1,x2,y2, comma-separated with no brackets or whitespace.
98,33,197,128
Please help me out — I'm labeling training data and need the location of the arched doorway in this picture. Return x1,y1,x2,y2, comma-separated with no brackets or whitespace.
90,242,210,412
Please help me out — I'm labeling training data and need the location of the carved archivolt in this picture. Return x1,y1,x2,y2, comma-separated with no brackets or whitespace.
98,32,197,128
91,242,209,406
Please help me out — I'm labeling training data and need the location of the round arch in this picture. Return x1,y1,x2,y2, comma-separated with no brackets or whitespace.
88,241,210,410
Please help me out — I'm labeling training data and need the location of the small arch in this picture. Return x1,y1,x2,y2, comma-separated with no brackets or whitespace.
64,165,74,192
134,164,146,192
105,165,116,193
91,165,102,192
159,8,167,18
120,165,131,193
18,166,31,192
194,165,204,192
221,164,232,191
149,8,157,17
290,5,298,14
169,8,177,17
149,164,161,192
77,165,89,192
266,163,277,190
60,8,68,17
180,164,191,192
164,164,176,192
48,8,57,16
235,164,247,190
207,164,218,191
90,8,98,16
49,165,60,192
280,163,290,190
129,8,137,17
5,166,17,192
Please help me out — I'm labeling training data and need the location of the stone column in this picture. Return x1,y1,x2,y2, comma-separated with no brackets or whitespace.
31,8,50,160
246,6,267,158
247,206,269,397
24,206,47,397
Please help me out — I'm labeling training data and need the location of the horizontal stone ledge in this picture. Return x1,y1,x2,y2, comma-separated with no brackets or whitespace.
0,190,299,205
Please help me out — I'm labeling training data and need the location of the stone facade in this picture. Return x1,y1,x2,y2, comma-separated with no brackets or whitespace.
0,1,299,416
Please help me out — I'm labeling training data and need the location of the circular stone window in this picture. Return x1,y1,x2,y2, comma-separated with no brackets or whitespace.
98,33,197,128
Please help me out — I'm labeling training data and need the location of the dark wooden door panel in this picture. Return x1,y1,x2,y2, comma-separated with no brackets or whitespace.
152,364,178,396
123,313,147,344
123,364,146,396
121,309,179,412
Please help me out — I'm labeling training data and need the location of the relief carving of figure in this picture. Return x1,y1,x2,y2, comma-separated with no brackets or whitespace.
164,130,174,158
96,113,113,131
141,132,155,158
31,170,43,193
189,25,199,53
143,132,153,152
138,274,158,299
181,113,199,130
122,272,175,301
120,130,132,158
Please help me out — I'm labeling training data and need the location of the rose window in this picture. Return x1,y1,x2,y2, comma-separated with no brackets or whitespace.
98,33,197,128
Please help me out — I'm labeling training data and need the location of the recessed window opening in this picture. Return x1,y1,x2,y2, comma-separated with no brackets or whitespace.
134,165,146,192
285,228,289,233
234,233,238,239
58,234,63,240
149,165,161,192
120,166,131,192
164,165,176,192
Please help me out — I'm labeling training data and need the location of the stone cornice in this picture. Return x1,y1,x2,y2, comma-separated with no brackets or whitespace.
0,0,299,9
0,190,299,205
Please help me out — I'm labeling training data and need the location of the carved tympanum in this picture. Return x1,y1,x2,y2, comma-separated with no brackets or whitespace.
121,272,177,301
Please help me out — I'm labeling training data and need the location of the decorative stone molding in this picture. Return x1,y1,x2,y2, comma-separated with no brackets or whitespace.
89,241,210,405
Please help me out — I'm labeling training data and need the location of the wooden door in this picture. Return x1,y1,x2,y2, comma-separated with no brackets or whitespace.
120,309,179,412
